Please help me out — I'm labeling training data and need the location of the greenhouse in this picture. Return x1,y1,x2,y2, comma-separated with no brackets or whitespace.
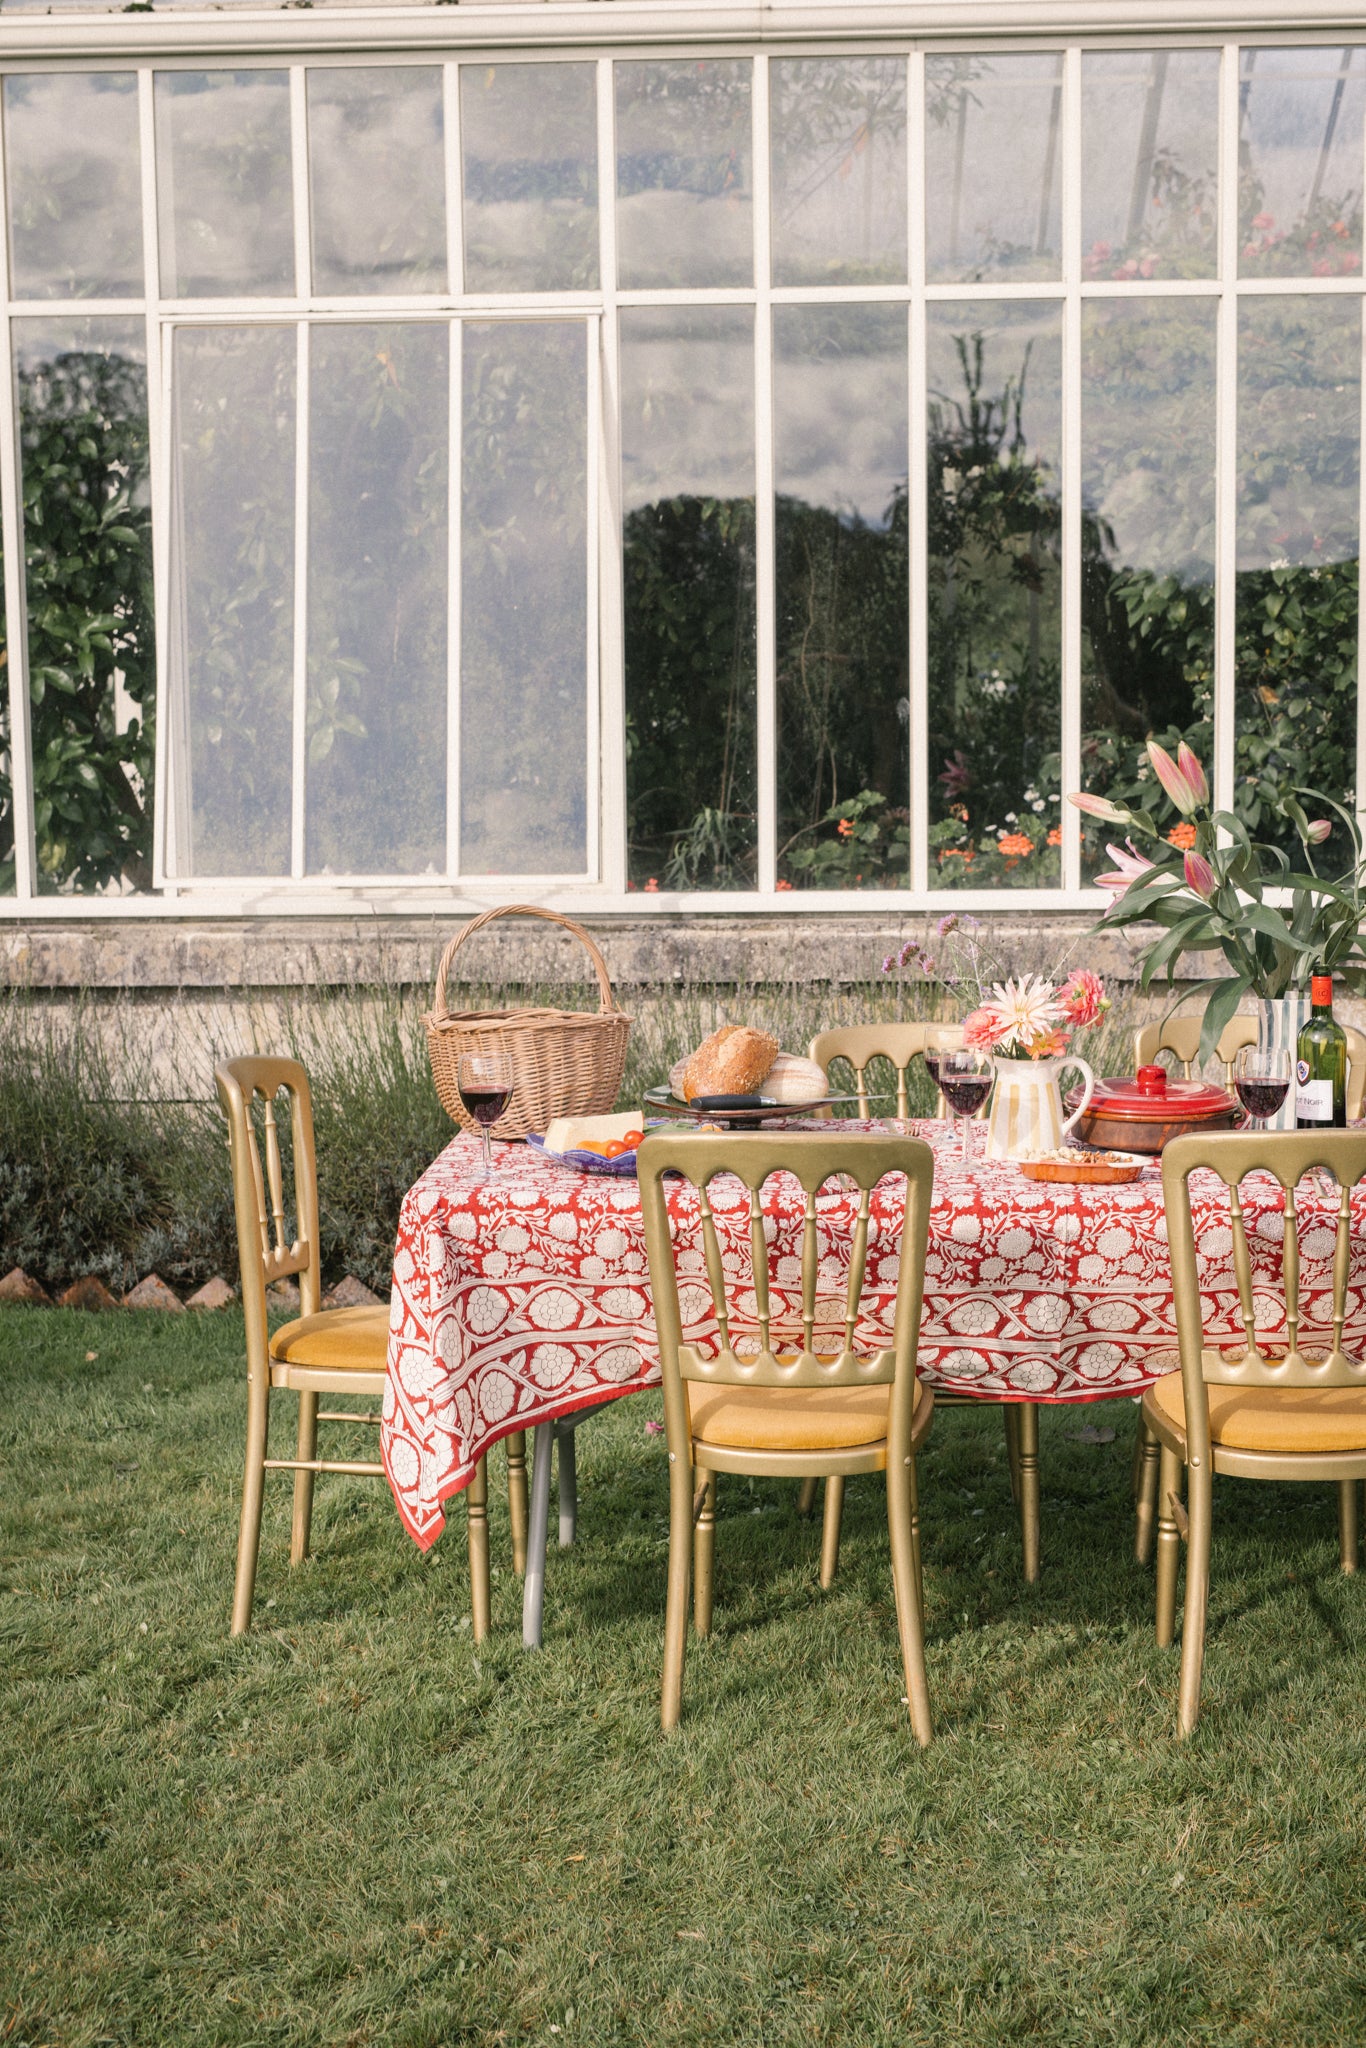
0,2,1361,922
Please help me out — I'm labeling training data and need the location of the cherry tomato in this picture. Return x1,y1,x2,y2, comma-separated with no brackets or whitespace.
603,1140,628,1159
622,1129,645,1148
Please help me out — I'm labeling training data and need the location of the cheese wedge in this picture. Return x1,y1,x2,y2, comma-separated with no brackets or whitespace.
542,1112,643,1156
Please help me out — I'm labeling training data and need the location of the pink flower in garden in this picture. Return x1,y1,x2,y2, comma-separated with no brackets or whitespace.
1148,740,1201,816
1306,819,1333,844
1059,969,1108,1027
1095,839,1156,904
1252,212,1275,231
1176,743,1209,804
962,1006,1004,1052
1068,789,1130,822
1183,848,1217,901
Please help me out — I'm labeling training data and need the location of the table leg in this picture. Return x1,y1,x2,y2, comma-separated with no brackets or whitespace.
557,1422,578,1548
1016,1402,1040,1584
522,1421,554,1650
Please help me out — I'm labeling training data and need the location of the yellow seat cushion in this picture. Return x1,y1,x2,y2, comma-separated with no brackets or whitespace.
1148,1365,1366,1453
688,1376,920,1453
270,1304,390,1372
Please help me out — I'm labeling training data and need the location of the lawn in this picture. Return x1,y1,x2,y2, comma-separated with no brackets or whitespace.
3,1305,1365,2047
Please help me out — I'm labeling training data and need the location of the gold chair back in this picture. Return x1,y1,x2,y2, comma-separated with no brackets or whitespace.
216,1055,324,1368
1133,1014,1257,1082
809,1023,957,1119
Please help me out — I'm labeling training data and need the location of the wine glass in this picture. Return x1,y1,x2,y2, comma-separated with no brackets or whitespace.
923,1023,963,1115
458,1051,514,1179
939,1046,994,1161
1235,1044,1291,1131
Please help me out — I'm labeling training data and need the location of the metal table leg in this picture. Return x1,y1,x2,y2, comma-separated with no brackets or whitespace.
522,1420,554,1649
557,1421,577,1548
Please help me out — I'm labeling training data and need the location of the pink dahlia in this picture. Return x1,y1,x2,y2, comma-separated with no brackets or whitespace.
1058,968,1107,1027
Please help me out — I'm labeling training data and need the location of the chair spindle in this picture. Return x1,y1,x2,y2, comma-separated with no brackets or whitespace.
1227,1180,1260,1362
697,1181,732,1357
844,1185,871,1358
1283,1178,1301,1363
749,1186,772,1361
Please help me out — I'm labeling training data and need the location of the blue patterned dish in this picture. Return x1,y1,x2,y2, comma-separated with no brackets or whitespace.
527,1133,640,1178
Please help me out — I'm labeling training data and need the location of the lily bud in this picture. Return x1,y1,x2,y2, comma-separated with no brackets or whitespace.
1176,742,1209,805
1068,790,1130,823
1306,818,1333,845
1148,741,1200,817
1183,848,1217,900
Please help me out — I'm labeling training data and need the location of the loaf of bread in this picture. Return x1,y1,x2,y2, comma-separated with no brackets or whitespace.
682,1025,779,1102
763,1053,829,1106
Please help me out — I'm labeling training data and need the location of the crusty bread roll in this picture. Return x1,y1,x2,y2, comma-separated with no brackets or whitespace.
763,1053,829,1106
682,1024,779,1102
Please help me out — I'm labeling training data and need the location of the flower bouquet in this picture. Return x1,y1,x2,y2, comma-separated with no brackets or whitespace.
1071,740,1366,1063
960,971,1110,1161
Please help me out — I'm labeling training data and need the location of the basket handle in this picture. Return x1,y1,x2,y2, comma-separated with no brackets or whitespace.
432,904,621,1020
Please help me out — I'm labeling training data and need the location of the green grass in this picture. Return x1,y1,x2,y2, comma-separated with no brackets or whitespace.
4,1310,1366,2045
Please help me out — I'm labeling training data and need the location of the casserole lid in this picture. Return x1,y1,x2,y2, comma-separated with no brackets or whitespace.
1080,1064,1237,1122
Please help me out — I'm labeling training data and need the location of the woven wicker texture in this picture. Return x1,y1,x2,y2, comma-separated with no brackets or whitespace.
425,905,631,1140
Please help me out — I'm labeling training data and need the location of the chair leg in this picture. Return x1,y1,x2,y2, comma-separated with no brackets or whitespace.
693,1474,717,1635
1176,1463,1212,1739
231,1380,270,1636
909,1453,925,1615
887,1453,932,1748
1016,1403,1040,1583
662,1453,693,1732
522,1421,554,1650
1134,1413,1161,1565
290,1389,318,1567
1003,1402,1021,1504
1338,1479,1359,1575
1154,1444,1183,1649
557,1423,578,1549
467,1455,491,1645
818,1475,845,1589
506,1431,529,1576
796,1476,819,1519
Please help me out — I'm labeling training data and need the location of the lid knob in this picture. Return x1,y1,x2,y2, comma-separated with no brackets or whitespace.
1136,1063,1168,1098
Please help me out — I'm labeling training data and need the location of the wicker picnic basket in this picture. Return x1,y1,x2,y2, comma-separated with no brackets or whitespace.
426,904,631,1140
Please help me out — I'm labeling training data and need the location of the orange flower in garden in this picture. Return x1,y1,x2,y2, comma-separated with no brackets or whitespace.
775,878,794,892
1047,827,1063,847
836,818,855,838
998,832,1034,858
1167,821,1198,850
644,877,660,893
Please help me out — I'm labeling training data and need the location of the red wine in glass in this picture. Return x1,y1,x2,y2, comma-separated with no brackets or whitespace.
940,1075,992,1118
1235,1076,1289,1124
923,1052,941,1086
457,1053,513,1177
459,1085,511,1127
1234,1045,1292,1131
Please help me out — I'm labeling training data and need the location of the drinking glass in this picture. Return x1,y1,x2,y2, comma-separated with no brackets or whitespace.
457,1051,514,1178
1235,1044,1291,1131
939,1047,994,1161
923,1023,963,1115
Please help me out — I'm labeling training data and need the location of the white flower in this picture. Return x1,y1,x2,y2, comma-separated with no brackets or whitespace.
987,974,1065,1045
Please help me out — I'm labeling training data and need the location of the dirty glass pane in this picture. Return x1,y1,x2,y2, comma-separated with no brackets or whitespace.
461,63,598,292
1080,299,1218,878
1236,297,1360,867
5,73,143,299
615,60,752,289
307,324,447,877
155,71,294,298
16,318,153,897
172,325,295,878
775,305,908,891
308,68,446,296
927,302,1062,888
622,306,755,891
925,55,1063,283
770,57,906,285
0,514,9,893
1240,48,1365,278
461,321,588,876
1082,50,1218,280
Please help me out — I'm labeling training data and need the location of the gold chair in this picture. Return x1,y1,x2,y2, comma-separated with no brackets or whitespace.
1140,1129,1366,1736
216,1055,529,1638
1133,1014,1258,1082
808,1023,943,1121
638,1128,937,1743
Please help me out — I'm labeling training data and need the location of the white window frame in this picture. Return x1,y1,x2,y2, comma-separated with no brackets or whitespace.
0,5,1361,921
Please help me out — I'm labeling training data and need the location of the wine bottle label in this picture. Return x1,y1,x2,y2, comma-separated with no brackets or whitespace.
1296,1074,1333,1122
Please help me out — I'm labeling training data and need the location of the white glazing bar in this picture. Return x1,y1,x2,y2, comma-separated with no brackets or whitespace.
0,85,34,902
1213,43,1240,822
446,318,462,879
585,310,602,884
753,52,776,895
139,68,171,894
908,48,928,896
596,53,628,895
1060,45,1081,892
1357,82,1366,833
444,62,464,299
290,321,309,879
290,66,312,299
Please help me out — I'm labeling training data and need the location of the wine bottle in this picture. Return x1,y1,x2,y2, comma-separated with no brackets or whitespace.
1295,972,1347,1129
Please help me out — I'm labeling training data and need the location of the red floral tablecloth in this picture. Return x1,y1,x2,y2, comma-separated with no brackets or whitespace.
381,1123,1366,1550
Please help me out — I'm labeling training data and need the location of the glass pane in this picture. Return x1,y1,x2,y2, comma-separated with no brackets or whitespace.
927,303,1062,888
308,68,445,296
155,72,294,298
307,325,447,877
622,306,755,890
0,517,9,894
1080,299,1218,877
925,55,1063,283
615,60,752,289
1236,297,1360,867
775,306,908,891
1240,49,1365,278
770,58,906,286
461,322,588,876
172,325,295,878
461,63,598,293
1082,51,1218,280
16,319,152,897
5,74,142,299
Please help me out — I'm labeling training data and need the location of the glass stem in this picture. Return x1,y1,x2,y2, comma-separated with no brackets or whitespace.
481,1123,493,1177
